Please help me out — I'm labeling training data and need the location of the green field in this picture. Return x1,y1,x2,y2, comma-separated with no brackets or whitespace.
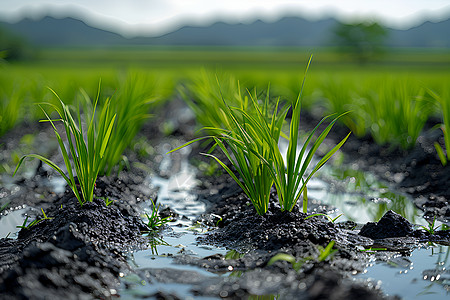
1,47,450,165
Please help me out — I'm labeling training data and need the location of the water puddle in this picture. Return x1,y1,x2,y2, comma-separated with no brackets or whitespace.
311,165,427,225
278,139,427,225
0,169,67,238
119,140,444,299
0,207,28,238
357,244,450,299
1,136,446,299
119,143,228,298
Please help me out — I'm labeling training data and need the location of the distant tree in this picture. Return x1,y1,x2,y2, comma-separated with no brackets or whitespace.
0,26,33,61
333,21,387,63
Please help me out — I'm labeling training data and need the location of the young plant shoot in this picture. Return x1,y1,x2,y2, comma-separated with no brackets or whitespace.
14,86,116,205
428,89,450,166
271,57,351,212
143,199,172,232
170,57,350,215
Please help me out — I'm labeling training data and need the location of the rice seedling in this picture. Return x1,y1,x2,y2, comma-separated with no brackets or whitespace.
268,57,351,213
13,85,116,206
0,79,26,137
170,89,280,214
428,89,449,166
267,252,310,272
267,240,337,270
362,79,431,149
142,199,172,232
421,216,440,235
147,233,170,255
180,70,251,132
317,240,338,262
139,199,171,254
305,213,343,223
203,113,279,214
16,208,53,230
98,73,161,175
170,57,350,215
172,79,284,215
97,196,114,207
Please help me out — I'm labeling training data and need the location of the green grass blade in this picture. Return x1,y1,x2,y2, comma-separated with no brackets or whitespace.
167,136,214,154
434,142,447,166
100,114,116,158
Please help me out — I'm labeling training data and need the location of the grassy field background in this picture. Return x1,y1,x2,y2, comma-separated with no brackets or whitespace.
1,47,449,157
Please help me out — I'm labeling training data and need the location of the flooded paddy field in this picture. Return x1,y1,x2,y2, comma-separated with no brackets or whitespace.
0,47,449,299
1,92,448,299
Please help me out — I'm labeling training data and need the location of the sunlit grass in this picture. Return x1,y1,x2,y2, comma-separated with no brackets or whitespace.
428,89,450,166
363,79,432,149
180,70,251,133
14,85,116,205
171,57,350,215
172,85,282,215
2,49,450,173
98,72,163,175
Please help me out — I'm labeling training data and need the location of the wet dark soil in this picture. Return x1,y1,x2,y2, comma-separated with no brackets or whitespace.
0,176,154,299
0,102,449,299
177,176,448,299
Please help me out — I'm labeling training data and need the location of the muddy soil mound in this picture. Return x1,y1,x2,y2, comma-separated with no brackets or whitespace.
189,174,450,299
0,177,151,299
198,188,371,252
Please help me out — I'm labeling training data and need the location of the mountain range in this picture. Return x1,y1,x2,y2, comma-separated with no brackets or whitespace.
1,15,449,48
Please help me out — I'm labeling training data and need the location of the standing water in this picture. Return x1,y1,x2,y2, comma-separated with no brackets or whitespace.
117,140,448,299
1,139,447,299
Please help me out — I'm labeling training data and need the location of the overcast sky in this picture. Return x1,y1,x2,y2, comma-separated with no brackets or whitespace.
0,0,449,37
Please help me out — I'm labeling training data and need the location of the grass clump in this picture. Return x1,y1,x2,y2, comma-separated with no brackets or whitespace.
362,79,431,149
180,70,248,132
171,57,350,215
428,89,450,166
143,199,172,232
98,73,161,175
267,241,337,271
14,86,116,205
16,208,53,230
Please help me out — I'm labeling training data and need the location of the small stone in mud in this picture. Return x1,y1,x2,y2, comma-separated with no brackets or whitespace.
159,206,179,220
359,210,414,239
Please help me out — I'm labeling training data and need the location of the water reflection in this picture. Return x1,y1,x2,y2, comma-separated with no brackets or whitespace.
358,245,450,299
312,165,427,225
420,245,450,294
0,207,28,238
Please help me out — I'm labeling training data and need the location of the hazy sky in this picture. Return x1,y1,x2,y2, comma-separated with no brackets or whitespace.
1,0,449,36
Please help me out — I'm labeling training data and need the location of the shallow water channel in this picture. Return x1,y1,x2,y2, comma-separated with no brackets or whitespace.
116,145,448,299
0,144,448,299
